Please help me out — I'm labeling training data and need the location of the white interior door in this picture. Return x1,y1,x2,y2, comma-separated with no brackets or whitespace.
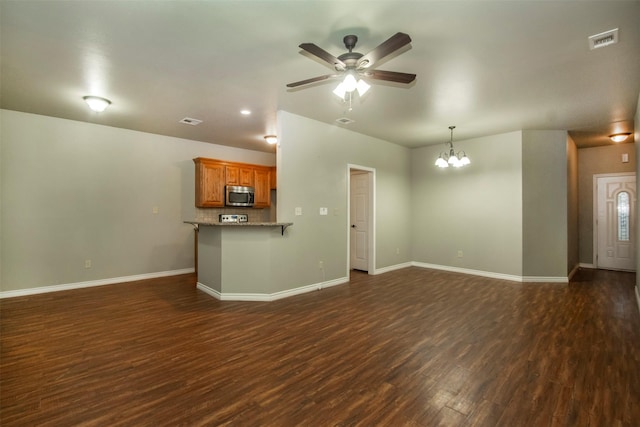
596,174,636,271
350,171,369,271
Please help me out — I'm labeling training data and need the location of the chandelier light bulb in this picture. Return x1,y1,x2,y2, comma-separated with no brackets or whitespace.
435,125,471,169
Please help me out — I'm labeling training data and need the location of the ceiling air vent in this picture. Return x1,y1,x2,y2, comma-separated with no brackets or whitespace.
179,117,203,125
588,28,618,50
336,117,355,125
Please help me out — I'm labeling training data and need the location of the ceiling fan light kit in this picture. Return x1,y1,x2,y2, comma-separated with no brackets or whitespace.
435,126,470,168
287,32,416,102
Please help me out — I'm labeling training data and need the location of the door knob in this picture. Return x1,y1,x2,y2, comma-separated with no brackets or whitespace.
351,224,356,228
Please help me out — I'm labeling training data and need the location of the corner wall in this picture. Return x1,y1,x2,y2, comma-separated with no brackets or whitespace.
567,135,579,275
270,111,412,293
522,130,568,278
411,131,524,277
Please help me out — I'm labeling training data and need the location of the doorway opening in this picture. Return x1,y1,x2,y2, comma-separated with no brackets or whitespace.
348,165,375,274
593,172,636,271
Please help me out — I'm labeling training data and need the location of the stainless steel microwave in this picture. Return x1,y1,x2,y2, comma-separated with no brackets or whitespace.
225,185,255,207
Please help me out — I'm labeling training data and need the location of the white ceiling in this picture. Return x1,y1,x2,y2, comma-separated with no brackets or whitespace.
1,1,639,153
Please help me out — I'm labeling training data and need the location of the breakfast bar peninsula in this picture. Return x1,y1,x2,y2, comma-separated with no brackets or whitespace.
185,220,293,300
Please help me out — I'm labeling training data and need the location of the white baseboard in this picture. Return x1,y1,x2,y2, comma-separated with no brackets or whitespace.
374,262,413,275
196,276,349,302
579,263,596,269
0,268,195,299
412,262,568,283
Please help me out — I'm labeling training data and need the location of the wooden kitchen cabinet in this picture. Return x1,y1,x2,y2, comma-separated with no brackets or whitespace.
270,166,277,190
194,158,225,207
253,167,271,208
194,157,274,208
225,165,255,187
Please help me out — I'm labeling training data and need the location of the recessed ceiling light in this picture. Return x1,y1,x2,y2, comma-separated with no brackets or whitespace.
240,109,251,116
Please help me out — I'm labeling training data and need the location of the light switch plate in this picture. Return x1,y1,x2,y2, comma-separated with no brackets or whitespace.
319,207,328,216
295,207,302,216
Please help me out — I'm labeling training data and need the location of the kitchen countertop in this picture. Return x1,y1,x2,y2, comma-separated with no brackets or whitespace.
185,220,293,227
184,220,293,234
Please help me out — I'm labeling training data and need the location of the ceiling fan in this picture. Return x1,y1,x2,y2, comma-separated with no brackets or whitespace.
286,32,416,97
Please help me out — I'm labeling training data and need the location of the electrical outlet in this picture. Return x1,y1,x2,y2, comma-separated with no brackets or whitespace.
318,260,324,269
295,207,302,216
396,248,400,255
152,206,159,214
85,259,92,268
457,251,463,258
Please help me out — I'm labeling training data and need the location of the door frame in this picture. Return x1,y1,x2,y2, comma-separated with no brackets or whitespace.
347,164,376,275
592,172,636,269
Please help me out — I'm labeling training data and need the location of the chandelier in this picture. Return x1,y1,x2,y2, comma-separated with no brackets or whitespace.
435,126,470,168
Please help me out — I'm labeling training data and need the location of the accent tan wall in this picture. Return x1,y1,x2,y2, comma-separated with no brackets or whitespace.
578,143,636,266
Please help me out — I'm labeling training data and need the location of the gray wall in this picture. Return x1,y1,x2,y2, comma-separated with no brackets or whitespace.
567,136,579,274
0,110,275,291
411,131,524,277
522,130,568,278
4,106,631,294
578,142,636,266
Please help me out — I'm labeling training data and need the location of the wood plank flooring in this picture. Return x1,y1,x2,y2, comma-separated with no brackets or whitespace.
1,267,639,426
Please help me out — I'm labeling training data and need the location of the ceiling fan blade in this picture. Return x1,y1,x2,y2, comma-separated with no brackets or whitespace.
357,32,412,69
299,43,346,69
286,74,337,88
362,69,416,84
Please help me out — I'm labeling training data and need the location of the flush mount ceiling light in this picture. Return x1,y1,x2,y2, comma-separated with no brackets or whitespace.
83,96,111,112
264,135,278,144
609,132,631,143
435,126,470,168
240,109,251,116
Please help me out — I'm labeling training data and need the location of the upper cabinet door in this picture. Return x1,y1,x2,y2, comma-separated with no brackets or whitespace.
194,158,225,207
226,165,255,187
254,168,271,208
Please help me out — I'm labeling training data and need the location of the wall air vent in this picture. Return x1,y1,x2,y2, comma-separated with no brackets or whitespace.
336,117,355,125
179,117,203,125
588,28,619,50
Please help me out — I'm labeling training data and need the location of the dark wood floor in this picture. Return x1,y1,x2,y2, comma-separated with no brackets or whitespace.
1,267,639,426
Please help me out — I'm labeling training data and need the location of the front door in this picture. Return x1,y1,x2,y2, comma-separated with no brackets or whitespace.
596,174,636,271
350,171,369,271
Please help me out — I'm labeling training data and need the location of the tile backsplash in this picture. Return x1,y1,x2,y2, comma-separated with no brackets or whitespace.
194,190,277,223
